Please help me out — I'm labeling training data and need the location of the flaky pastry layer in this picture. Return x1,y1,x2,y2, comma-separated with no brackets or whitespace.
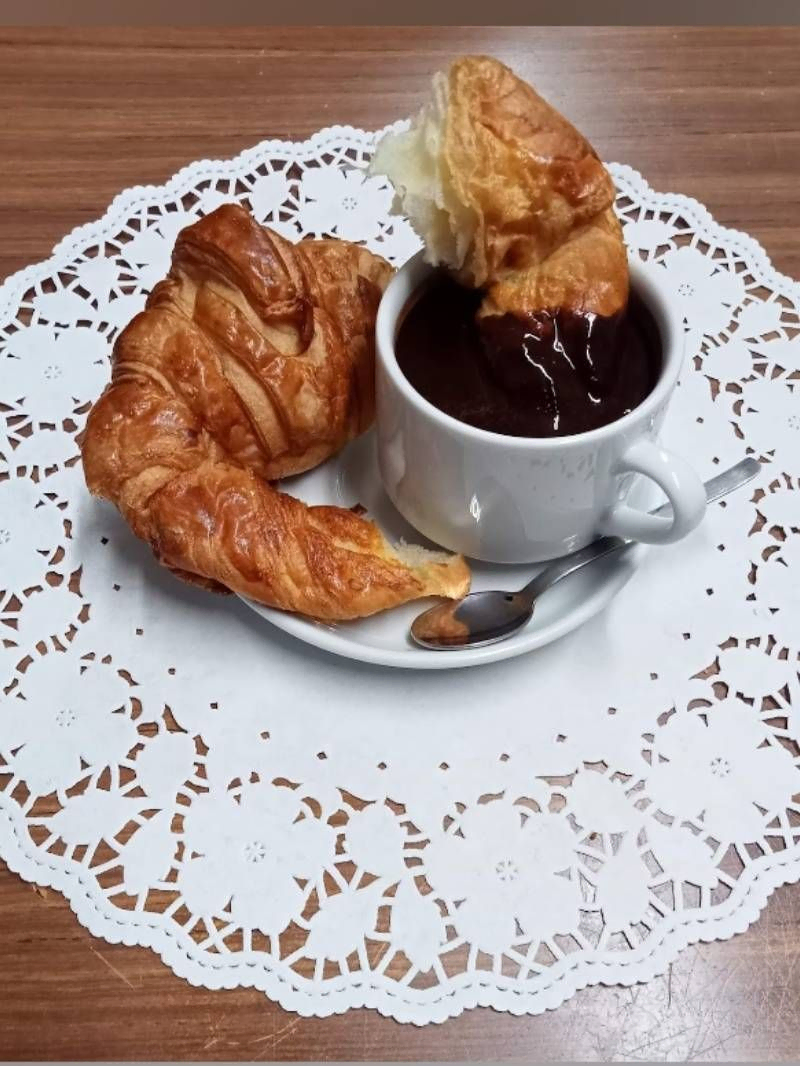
370,55,629,318
80,204,470,619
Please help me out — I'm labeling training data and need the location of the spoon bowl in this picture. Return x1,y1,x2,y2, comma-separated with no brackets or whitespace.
411,591,534,649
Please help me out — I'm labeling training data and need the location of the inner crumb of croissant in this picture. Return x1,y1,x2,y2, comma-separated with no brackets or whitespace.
369,72,475,273
392,538,454,569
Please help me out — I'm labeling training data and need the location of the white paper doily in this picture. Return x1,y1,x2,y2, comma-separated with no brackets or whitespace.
1,126,799,1025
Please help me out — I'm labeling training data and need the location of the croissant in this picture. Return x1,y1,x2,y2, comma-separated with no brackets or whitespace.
369,54,629,320
80,204,470,620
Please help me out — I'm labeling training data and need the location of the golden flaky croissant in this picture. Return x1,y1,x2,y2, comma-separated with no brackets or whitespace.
80,204,470,620
369,54,629,320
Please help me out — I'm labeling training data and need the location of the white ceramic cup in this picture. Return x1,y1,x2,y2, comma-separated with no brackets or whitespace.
375,252,706,564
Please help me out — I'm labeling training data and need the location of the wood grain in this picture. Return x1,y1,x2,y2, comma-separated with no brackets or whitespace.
1,26,800,1063
1,26,799,283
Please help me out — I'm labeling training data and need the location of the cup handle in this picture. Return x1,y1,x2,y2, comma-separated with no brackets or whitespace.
601,440,707,544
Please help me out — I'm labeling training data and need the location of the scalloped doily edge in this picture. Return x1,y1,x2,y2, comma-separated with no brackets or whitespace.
2,126,800,1023
2,799,799,1025
0,122,403,322
608,162,800,301
2,126,799,322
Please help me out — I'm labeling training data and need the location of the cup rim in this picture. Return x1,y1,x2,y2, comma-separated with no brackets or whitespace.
376,251,684,451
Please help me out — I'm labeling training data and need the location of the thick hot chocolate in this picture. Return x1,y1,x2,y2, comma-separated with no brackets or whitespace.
395,273,661,439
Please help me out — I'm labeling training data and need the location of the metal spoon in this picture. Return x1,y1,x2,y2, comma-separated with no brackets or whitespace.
410,457,761,651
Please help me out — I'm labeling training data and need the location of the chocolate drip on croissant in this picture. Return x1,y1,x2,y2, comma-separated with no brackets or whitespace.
396,274,660,439
478,296,661,436
375,55,643,438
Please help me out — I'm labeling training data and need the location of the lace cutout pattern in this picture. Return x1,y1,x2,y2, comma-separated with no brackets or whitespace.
0,128,799,1023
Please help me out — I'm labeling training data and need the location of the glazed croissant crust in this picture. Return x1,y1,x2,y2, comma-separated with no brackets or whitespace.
80,204,470,619
369,54,629,320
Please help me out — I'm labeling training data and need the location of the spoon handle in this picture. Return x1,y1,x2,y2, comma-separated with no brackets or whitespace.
520,457,761,604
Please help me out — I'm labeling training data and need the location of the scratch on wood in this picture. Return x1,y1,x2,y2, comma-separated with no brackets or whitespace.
622,1023,700,1058
248,1018,301,1062
273,1017,300,1049
687,1032,736,1062
88,945,136,990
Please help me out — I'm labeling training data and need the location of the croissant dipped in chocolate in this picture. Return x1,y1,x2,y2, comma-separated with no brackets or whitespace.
370,55,637,436
369,54,628,320
80,204,470,619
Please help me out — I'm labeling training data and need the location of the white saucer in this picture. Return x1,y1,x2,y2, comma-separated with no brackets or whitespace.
240,432,652,669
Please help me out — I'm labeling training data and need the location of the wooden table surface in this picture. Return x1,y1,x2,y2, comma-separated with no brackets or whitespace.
1,25,799,1062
